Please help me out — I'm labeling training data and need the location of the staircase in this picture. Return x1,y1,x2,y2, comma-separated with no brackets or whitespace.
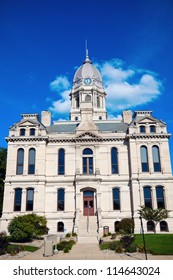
78,215,98,244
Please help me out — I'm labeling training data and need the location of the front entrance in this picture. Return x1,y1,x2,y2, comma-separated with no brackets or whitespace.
83,191,94,216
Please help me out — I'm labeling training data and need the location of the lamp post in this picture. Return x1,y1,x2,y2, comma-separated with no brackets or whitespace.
139,215,147,260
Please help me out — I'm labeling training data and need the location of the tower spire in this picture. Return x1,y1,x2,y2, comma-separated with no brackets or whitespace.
84,39,91,63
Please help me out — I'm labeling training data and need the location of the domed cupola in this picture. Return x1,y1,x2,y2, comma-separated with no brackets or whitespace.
70,51,107,122
72,52,104,90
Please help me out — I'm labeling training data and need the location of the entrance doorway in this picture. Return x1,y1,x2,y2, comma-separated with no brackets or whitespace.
83,191,94,216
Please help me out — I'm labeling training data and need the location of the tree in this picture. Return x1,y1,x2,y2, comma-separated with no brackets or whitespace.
0,148,7,217
119,218,134,234
138,206,170,233
8,214,49,242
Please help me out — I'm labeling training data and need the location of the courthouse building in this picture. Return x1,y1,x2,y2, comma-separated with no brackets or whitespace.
1,53,173,242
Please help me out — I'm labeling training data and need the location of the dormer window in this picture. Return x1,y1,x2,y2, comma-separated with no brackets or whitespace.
30,128,35,136
150,125,156,133
140,126,146,133
20,128,26,136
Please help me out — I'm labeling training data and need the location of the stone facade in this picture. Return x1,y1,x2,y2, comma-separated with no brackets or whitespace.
1,54,173,238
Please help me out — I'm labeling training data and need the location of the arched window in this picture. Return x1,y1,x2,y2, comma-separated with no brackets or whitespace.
57,222,64,232
57,189,65,211
152,145,161,172
26,188,34,211
99,116,102,120
75,95,79,108
85,94,91,102
140,126,146,133
58,148,65,175
97,96,100,108
30,128,35,136
156,186,165,208
83,148,93,174
113,188,120,210
20,128,26,136
141,146,149,172
16,148,24,175
111,147,118,174
14,188,22,211
150,125,156,133
147,221,155,232
114,221,120,232
160,221,168,232
28,148,36,174
143,186,152,208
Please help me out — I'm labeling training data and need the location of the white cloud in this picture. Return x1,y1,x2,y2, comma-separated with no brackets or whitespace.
49,89,71,115
50,75,70,92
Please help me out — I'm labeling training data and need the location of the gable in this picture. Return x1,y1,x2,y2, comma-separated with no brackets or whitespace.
75,131,102,140
18,120,38,127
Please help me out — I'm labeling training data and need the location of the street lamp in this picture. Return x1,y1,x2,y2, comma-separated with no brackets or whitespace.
139,215,147,260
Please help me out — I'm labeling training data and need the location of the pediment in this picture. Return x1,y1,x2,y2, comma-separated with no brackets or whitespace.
18,120,38,127
137,116,158,124
75,131,102,140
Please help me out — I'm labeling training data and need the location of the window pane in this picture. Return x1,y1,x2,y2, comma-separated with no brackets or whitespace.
113,188,120,210
14,189,22,211
83,148,93,155
111,148,118,174
30,128,35,136
57,189,65,211
141,146,149,172
140,126,145,133
26,189,34,211
150,126,156,133
28,149,35,174
156,187,165,208
20,129,25,136
58,149,65,175
143,187,152,208
89,157,93,174
17,149,24,175
152,146,161,172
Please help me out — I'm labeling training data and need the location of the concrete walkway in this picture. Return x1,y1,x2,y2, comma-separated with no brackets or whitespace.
15,243,173,260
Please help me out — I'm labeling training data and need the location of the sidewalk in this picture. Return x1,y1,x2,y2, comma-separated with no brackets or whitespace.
3,243,173,260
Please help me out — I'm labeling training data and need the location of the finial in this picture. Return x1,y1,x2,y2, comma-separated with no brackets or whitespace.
84,39,91,63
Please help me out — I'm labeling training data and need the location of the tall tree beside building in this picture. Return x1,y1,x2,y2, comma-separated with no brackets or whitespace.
0,148,7,217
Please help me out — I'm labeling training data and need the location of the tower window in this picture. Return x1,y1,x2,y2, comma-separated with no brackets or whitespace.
28,148,36,174
140,146,149,172
150,125,156,133
140,126,146,133
152,145,161,172
14,188,22,211
83,148,93,174
75,95,79,108
111,147,118,174
20,129,26,136
26,188,34,211
16,148,24,175
97,96,100,108
58,148,65,175
85,94,91,102
57,189,65,211
30,128,35,136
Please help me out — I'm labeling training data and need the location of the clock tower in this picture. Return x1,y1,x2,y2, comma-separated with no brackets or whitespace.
70,51,107,121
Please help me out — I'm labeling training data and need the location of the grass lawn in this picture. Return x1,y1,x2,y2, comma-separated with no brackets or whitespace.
134,234,173,255
7,244,39,252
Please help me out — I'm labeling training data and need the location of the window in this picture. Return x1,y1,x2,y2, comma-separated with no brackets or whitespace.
140,126,146,133
14,188,22,211
152,146,161,172
75,95,79,108
83,148,93,174
58,149,65,175
16,148,24,175
160,221,168,232
156,186,165,208
26,188,34,211
114,221,120,232
57,189,65,211
147,221,155,232
57,222,64,232
140,146,149,172
30,128,35,136
99,116,102,120
85,94,91,102
97,96,100,107
75,116,78,121
143,186,152,208
113,188,120,210
150,125,156,133
20,128,26,136
28,148,36,174
111,147,118,174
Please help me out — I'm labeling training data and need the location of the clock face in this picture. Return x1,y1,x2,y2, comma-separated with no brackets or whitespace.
84,78,92,85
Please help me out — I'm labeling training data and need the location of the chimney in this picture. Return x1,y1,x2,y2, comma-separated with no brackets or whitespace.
122,110,132,124
41,111,51,126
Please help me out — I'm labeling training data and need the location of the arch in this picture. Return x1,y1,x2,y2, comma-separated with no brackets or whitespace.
20,128,26,136
143,186,152,208
160,221,168,232
147,221,155,232
156,186,165,208
114,221,120,232
16,148,24,175
14,188,22,211
140,146,149,172
57,188,65,211
57,222,64,232
140,126,146,133
28,148,36,174
83,148,93,174
58,148,65,175
26,188,34,211
111,147,118,174
152,145,161,172
112,188,120,210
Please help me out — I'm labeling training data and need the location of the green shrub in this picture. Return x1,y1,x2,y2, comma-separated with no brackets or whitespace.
126,244,137,253
56,240,75,251
99,242,110,250
109,241,120,251
0,231,8,252
115,245,123,253
119,218,134,234
65,233,71,238
120,235,135,249
72,232,77,237
64,247,70,253
111,233,116,240
8,214,49,242
137,244,145,253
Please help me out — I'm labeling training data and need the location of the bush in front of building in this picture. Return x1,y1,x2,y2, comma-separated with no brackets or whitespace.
8,214,49,242
0,231,8,255
119,218,134,234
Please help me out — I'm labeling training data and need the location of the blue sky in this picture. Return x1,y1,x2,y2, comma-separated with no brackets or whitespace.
0,0,173,164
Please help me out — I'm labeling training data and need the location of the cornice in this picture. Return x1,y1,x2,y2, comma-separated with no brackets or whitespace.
6,136,48,143
126,133,171,140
